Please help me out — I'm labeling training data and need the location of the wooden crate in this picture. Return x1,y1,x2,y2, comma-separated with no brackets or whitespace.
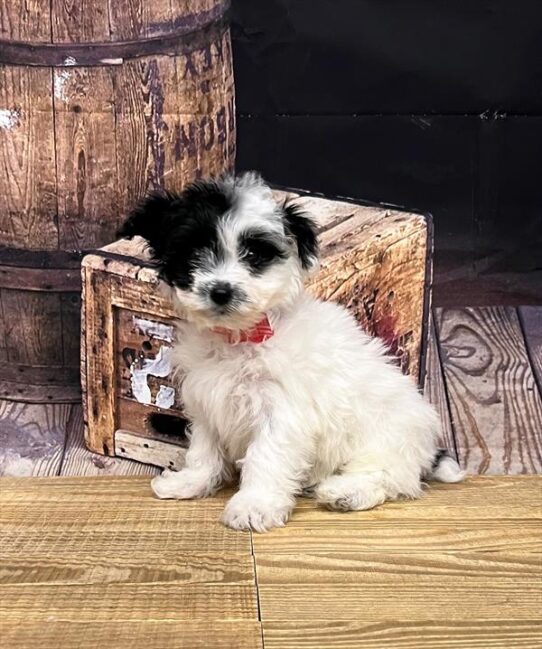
81,189,432,468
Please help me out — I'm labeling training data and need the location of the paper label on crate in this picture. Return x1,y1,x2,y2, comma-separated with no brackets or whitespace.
130,346,172,406
132,316,174,343
155,385,176,409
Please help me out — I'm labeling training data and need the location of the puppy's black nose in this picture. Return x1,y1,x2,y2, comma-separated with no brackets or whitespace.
210,283,233,306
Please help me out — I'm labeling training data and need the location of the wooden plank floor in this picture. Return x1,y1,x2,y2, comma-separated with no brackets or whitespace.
0,305,541,647
0,306,540,478
0,476,540,648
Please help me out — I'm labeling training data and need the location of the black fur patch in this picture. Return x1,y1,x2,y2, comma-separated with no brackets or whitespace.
282,203,319,269
239,229,288,274
431,448,449,470
118,181,231,288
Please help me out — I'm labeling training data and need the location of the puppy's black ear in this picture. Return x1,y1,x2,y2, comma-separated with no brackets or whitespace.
283,203,319,270
117,192,179,258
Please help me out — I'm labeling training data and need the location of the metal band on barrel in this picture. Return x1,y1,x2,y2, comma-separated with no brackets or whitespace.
0,1,230,67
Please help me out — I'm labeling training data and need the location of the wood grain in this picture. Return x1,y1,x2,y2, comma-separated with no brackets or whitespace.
308,207,428,381
435,307,542,474
0,65,57,250
116,430,187,470
263,620,542,649
0,582,256,622
54,66,119,250
0,478,249,552
289,476,542,517
252,519,542,554
0,0,235,397
0,475,540,648
0,552,253,586
0,0,52,41
0,289,63,366
256,552,541,621
60,405,159,477
425,315,456,455
251,476,542,554
2,621,263,649
82,268,116,455
253,475,542,640
519,306,542,393
0,399,70,477
51,0,110,42
0,476,257,638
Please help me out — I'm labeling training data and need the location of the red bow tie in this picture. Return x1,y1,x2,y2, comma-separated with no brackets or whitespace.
212,314,274,344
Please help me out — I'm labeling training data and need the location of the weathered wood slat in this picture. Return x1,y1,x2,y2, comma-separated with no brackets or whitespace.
2,621,263,649
0,66,57,249
263,620,542,649
519,306,542,394
256,552,542,621
435,307,542,474
0,0,52,42
0,582,257,622
0,552,253,586
51,0,111,43
252,519,542,554
82,267,116,455
0,399,70,476
116,430,187,469
54,67,119,251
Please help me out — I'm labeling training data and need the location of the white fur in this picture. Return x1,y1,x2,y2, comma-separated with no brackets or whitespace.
150,174,464,531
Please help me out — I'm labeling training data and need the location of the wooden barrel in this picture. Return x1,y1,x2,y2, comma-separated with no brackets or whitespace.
0,0,235,403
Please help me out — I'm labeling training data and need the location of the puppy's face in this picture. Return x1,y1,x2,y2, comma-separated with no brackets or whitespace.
119,174,318,329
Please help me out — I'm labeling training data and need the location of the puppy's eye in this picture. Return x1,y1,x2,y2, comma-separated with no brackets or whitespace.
245,248,261,261
243,242,276,265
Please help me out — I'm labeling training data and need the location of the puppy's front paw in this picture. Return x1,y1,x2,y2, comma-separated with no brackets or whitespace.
151,469,216,500
221,490,293,532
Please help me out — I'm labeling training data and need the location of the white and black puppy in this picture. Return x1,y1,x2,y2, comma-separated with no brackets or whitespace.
119,172,464,532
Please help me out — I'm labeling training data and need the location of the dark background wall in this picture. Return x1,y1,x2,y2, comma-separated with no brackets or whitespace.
231,0,542,302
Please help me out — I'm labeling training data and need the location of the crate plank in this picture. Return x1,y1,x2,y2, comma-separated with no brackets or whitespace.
435,307,542,474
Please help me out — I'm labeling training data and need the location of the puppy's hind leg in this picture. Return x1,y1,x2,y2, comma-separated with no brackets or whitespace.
315,470,388,512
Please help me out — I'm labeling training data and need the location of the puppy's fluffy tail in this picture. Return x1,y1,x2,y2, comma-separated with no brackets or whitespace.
429,449,465,483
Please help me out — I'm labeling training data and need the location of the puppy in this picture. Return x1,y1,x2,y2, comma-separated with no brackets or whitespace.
119,173,464,532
